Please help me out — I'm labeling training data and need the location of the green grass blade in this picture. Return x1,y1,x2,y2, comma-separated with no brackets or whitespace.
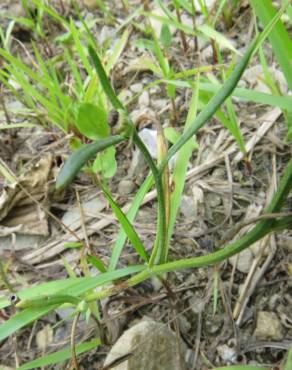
167,81,199,248
145,11,238,54
160,0,292,169
18,338,101,370
213,367,269,370
284,344,292,370
0,265,145,341
251,0,292,90
55,135,125,190
106,29,129,73
161,79,292,110
160,38,257,169
69,18,93,77
98,181,149,263
87,255,107,273
109,174,154,271
88,46,124,110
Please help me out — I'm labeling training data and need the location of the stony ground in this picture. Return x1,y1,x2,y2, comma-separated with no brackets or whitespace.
0,1,291,369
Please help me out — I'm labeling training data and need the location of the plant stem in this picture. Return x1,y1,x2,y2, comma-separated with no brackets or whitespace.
85,158,292,302
131,130,167,266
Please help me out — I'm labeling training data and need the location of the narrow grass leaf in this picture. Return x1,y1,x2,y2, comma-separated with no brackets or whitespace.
87,255,107,273
109,174,154,271
99,181,149,263
251,0,292,90
213,367,269,370
88,46,124,110
0,265,145,341
55,135,125,190
167,80,199,250
284,344,292,370
18,338,101,370
106,29,129,73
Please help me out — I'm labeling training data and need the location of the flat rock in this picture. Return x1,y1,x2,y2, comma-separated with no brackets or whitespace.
118,179,135,195
103,320,187,370
61,196,106,229
254,311,283,340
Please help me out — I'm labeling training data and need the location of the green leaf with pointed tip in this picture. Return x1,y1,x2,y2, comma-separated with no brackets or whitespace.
0,265,145,341
55,135,125,190
18,338,101,369
213,367,269,370
99,181,149,263
88,46,124,111
251,0,292,90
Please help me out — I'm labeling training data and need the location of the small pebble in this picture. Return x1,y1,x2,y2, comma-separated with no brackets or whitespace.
118,179,135,195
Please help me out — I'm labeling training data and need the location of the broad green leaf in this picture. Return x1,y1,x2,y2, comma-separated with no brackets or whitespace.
76,103,109,140
92,146,117,179
18,338,100,369
55,135,125,190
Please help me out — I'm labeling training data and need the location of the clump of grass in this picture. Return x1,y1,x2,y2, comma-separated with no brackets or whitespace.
0,1,292,369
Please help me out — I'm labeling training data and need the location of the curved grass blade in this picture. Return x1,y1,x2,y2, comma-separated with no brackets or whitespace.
88,46,124,111
213,367,269,370
18,338,100,370
55,135,125,190
109,174,154,271
251,0,292,90
0,265,145,341
158,2,290,170
98,181,149,263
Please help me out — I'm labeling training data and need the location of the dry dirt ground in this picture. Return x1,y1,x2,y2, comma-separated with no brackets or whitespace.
0,1,291,369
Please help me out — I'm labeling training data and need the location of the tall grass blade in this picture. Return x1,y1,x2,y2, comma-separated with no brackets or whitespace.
98,181,149,263
88,46,124,111
18,339,101,370
109,174,154,271
251,0,292,90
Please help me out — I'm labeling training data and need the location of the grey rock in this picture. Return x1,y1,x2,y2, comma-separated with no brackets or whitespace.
61,196,106,229
180,195,197,219
0,234,46,252
254,311,283,340
103,320,187,370
128,149,146,177
130,83,143,93
118,179,135,195
206,193,221,208
229,248,253,274
217,344,237,364
188,294,205,315
138,91,150,107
